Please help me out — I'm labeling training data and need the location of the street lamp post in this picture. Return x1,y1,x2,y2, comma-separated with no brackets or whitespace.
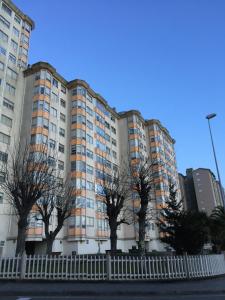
206,113,225,206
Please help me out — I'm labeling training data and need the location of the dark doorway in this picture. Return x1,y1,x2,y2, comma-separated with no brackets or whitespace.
25,241,35,255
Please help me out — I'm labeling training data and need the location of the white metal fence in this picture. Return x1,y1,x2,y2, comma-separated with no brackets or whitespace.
0,254,224,280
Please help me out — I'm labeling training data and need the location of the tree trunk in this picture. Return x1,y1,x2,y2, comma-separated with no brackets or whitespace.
46,237,54,255
138,218,146,256
16,219,27,256
109,221,118,255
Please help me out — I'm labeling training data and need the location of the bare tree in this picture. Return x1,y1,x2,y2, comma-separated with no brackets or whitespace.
100,166,131,255
130,159,154,256
36,179,74,254
0,144,60,256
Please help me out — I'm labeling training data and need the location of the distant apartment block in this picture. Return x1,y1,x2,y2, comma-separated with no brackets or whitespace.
179,168,224,215
0,0,180,255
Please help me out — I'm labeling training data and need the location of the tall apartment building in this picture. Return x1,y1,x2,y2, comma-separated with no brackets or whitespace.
0,0,180,256
179,168,224,215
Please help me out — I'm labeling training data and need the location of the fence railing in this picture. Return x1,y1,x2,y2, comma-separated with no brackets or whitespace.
0,254,224,280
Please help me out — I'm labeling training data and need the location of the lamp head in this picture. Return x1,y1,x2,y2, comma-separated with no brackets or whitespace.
206,113,217,120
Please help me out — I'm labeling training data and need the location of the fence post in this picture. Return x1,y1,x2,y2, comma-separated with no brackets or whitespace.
184,253,190,279
20,253,27,279
106,254,111,280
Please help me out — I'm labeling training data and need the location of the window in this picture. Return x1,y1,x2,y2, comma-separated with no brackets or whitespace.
72,86,86,96
2,3,12,16
86,164,93,175
59,127,65,137
86,93,92,103
24,22,31,33
86,106,93,116
1,114,12,127
72,100,85,109
87,134,93,144
52,78,58,88
105,133,110,142
112,138,117,146
14,15,21,24
5,83,15,95
3,98,14,111
86,217,94,227
49,139,56,149
71,144,85,156
33,100,49,112
0,61,4,71
87,181,94,191
32,116,49,129
0,132,10,144
71,114,86,124
59,143,64,153
8,53,16,64
0,192,3,204
11,39,18,51
0,151,8,162
48,156,56,167
19,46,28,56
12,26,19,37
0,172,5,183
105,121,110,129
60,113,65,122
0,15,10,28
0,30,8,42
50,107,57,117
49,122,57,132
60,98,66,108
21,33,29,45
87,120,93,130
0,46,6,56
58,160,64,170
51,92,58,103
61,85,66,94
30,134,47,145
71,128,86,139
112,150,117,159
111,126,116,134
86,149,93,159
71,161,86,172
7,67,18,80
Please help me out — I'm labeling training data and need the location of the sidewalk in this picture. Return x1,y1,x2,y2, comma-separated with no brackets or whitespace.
0,277,225,296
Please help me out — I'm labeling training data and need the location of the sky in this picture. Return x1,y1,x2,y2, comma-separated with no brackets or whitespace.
14,0,225,184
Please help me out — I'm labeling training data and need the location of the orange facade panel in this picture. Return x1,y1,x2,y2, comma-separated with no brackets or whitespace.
68,228,86,236
70,139,86,146
34,79,51,89
129,134,139,140
27,228,43,236
71,171,86,179
71,108,86,116
31,126,48,136
32,110,49,119
95,107,105,118
96,231,109,238
70,154,86,161
71,123,86,131
33,94,50,102
95,148,107,158
71,95,86,102
72,189,86,197
30,144,48,153
71,208,86,215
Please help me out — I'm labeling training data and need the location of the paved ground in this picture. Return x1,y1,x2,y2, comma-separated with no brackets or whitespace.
0,277,225,299
1,295,225,300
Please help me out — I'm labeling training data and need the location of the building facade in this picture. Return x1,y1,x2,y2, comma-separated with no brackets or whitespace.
179,168,224,216
0,0,180,256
